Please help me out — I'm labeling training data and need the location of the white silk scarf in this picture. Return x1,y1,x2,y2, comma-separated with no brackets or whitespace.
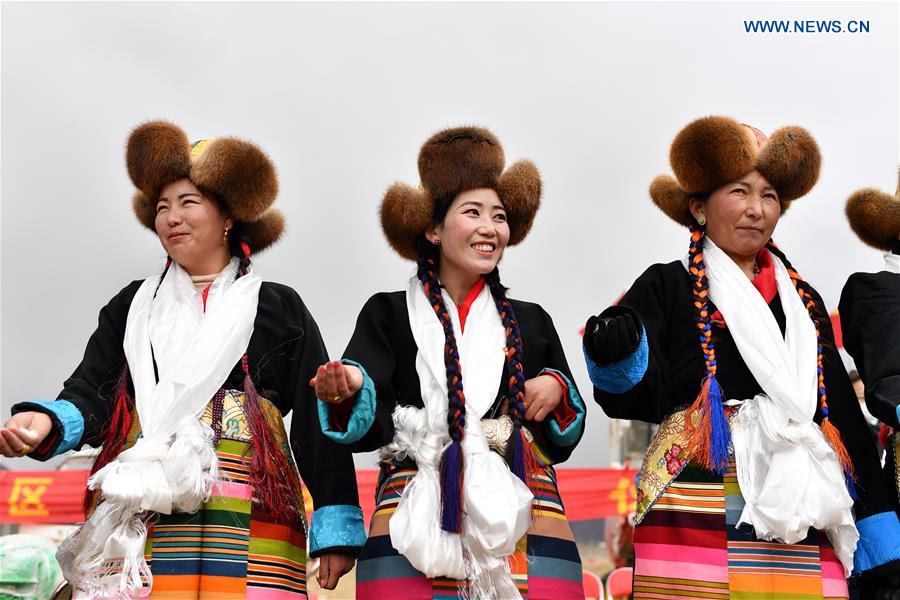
381,275,532,598
703,239,858,575
884,251,899,274
57,258,261,597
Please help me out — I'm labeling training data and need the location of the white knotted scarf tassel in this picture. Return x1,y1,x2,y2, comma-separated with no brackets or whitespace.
56,501,153,598
57,259,260,598
385,405,467,580
59,418,218,598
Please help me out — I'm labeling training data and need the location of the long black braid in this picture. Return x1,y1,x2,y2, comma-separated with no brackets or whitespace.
482,268,533,482
415,222,536,533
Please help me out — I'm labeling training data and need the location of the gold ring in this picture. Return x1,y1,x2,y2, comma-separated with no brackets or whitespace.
330,395,342,402
20,443,32,455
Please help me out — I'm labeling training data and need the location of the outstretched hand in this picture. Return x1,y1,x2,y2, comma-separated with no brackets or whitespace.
310,361,363,404
0,412,52,457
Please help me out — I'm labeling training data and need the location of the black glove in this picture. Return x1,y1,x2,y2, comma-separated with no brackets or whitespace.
583,306,642,365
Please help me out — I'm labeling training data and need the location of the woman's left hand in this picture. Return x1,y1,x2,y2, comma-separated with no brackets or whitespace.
522,375,564,422
316,552,355,590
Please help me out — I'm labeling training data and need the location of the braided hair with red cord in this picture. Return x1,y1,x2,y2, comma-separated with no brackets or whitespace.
416,234,540,533
682,225,855,489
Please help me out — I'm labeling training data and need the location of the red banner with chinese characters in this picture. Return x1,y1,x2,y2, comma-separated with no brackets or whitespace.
554,468,639,521
2,468,637,525
0,470,88,524
301,468,638,525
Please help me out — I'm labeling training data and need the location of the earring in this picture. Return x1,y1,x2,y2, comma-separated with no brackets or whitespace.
433,238,441,246
697,216,706,226
223,228,230,244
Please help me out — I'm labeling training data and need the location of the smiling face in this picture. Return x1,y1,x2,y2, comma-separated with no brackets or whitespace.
426,187,510,280
690,170,781,261
155,178,234,275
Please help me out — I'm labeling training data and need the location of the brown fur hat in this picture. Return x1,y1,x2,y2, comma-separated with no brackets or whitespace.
381,126,542,260
845,170,900,250
127,120,283,252
651,116,821,226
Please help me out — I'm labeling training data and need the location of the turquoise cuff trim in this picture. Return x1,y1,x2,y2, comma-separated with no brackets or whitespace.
583,327,648,394
540,369,586,447
12,400,84,457
895,404,899,427
853,511,900,574
317,359,376,445
309,504,367,555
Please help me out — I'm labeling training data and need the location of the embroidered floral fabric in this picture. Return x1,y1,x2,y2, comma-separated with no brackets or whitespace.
635,409,692,523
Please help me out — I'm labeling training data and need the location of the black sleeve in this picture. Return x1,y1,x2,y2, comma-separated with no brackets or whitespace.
11,281,142,450
811,286,893,521
341,293,400,452
531,306,586,464
592,265,679,424
839,274,900,428
281,290,362,517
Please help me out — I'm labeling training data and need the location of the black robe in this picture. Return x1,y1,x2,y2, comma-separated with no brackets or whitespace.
593,261,893,523
840,267,900,515
840,269,900,429
340,291,585,464
13,279,361,518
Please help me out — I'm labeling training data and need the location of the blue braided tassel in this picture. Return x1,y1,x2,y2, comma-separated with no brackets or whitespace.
439,440,464,533
845,470,858,501
506,426,528,483
705,375,732,475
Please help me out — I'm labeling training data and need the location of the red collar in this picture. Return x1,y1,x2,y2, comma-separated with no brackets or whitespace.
457,278,486,333
710,248,777,327
753,248,777,300
201,284,212,312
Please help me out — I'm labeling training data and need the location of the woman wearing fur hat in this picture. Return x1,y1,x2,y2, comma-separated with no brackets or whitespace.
839,173,900,556
583,116,900,597
0,121,366,598
311,126,586,599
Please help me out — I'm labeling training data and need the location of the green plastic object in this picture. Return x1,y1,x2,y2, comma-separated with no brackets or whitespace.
0,535,64,600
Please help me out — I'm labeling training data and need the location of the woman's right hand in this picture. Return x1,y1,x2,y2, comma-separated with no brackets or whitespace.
583,306,643,365
0,412,52,457
310,361,363,404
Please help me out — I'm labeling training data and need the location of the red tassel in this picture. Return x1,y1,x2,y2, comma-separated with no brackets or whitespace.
877,423,893,451
523,430,543,492
507,428,543,520
85,367,134,515
683,376,732,474
684,378,713,470
241,361,304,525
821,417,855,479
